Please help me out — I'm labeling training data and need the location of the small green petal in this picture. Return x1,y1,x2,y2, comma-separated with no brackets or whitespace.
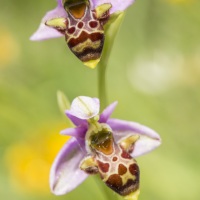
57,90,71,112
103,11,125,60
57,91,74,127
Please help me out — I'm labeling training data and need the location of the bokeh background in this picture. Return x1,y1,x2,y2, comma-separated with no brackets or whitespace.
0,0,200,199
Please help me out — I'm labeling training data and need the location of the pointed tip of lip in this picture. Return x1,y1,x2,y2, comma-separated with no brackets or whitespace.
124,189,140,200
83,59,100,69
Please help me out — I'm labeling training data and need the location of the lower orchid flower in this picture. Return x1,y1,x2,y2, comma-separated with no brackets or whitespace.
30,0,135,68
50,96,161,199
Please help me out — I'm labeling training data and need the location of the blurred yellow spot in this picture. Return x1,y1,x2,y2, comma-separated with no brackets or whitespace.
0,27,20,67
4,124,70,195
178,53,200,86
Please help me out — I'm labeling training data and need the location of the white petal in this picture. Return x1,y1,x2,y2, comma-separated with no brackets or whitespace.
68,96,100,120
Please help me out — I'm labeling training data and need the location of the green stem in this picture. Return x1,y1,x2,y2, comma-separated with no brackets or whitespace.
97,12,125,111
98,57,108,111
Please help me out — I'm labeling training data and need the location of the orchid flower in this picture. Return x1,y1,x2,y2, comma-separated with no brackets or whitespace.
30,0,135,68
50,96,161,199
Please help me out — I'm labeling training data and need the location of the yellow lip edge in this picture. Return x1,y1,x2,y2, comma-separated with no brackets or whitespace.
83,58,100,69
124,189,140,200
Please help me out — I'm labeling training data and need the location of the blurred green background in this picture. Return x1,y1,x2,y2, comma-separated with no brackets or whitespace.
0,0,200,199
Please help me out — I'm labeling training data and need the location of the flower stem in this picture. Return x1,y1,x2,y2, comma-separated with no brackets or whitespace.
98,59,108,111
97,12,125,111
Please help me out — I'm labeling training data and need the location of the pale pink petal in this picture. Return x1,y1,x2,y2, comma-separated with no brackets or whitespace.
60,126,87,138
99,101,118,123
50,138,88,195
108,118,161,157
91,0,135,14
66,112,88,126
57,0,62,7
30,3,67,41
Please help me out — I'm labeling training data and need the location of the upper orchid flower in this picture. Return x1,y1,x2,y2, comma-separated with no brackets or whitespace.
30,0,135,68
50,96,161,200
